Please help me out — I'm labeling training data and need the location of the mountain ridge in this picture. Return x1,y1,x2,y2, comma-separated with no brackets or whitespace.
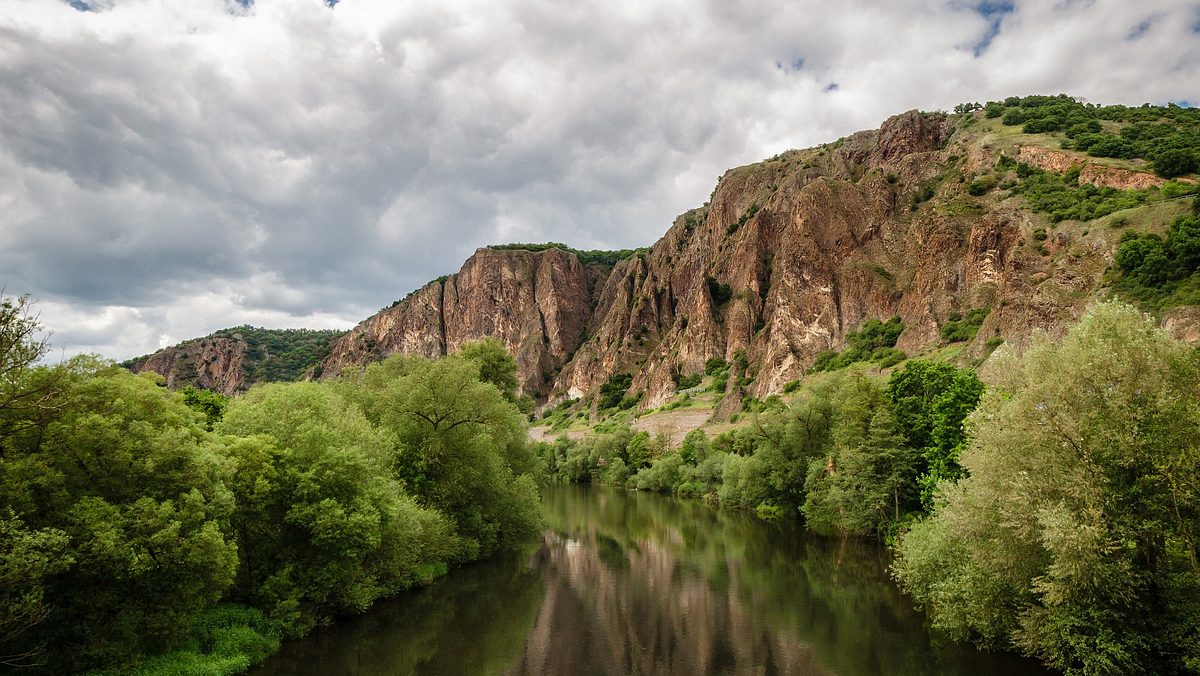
127,96,1200,412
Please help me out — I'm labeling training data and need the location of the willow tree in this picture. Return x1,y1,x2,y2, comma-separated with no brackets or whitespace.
894,301,1200,674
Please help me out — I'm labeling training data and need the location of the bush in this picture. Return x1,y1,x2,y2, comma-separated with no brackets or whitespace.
1114,214,1200,308
966,176,994,196
809,317,906,373
597,373,633,410
704,357,729,375
1010,163,1148,223
940,308,992,343
706,276,733,305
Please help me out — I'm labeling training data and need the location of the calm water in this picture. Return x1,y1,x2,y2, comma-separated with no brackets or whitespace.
254,485,1050,676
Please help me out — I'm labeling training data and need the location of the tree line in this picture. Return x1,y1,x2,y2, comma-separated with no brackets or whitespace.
0,300,542,675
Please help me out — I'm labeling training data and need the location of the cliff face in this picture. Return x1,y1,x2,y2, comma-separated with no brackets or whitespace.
546,110,1108,410
318,247,604,397
127,337,247,395
312,109,1187,411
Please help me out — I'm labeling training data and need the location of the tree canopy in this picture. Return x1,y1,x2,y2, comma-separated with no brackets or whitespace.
893,301,1200,674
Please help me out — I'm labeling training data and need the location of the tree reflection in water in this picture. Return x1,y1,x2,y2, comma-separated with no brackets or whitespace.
255,485,1049,676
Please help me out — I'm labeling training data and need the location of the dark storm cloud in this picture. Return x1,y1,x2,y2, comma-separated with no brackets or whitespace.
1,0,1197,359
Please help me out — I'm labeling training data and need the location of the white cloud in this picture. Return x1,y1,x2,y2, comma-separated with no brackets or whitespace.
0,0,1195,360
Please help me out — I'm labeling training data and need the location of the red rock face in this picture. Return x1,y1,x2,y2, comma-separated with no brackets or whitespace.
315,110,1171,411
128,337,247,395
319,247,599,397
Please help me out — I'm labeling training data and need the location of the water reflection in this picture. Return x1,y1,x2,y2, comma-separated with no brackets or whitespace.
255,485,1049,676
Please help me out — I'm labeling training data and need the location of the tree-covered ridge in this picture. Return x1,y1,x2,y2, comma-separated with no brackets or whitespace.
487,241,647,267
123,326,346,387
961,94,1200,178
0,297,542,674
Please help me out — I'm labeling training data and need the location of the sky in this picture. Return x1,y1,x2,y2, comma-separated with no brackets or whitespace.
0,0,1197,361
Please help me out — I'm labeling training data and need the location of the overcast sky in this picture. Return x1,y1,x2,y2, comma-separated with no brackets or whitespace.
1,0,1197,360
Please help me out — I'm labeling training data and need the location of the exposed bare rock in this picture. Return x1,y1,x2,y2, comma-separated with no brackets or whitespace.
872,110,954,164
1015,145,1167,190
1162,306,1200,343
318,247,600,397
298,108,1193,416
128,337,247,395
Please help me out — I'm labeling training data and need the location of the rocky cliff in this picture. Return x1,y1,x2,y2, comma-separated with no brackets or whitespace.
321,107,1191,413
318,246,610,397
136,102,1196,411
125,326,344,395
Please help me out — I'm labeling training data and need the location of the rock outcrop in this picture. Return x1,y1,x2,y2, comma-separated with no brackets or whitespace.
1015,145,1167,190
316,109,1150,412
318,247,604,397
127,337,247,395
126,327,344,395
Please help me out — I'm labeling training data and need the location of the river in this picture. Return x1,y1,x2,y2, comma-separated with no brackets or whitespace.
253,484,1051,675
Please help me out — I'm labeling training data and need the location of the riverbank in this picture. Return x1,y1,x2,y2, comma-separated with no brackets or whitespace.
253,484,1050,676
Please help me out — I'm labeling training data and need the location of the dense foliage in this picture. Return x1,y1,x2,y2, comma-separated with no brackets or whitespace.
940,308,991,343
0,305,543,674
539,357,980,539
809,316,906,372
985,94,1200,178
1114,211,1200,309
894,302,1200,674
1000,157,1151,223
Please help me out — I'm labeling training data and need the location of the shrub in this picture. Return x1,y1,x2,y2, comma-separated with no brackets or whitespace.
706,276,733,305
940,308,992,343
966,176,994,196
597,373,633,410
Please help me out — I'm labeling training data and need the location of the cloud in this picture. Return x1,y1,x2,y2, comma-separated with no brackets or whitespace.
0,0,1196,360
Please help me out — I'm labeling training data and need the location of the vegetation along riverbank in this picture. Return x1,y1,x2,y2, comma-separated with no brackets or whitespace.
535,300,1200,675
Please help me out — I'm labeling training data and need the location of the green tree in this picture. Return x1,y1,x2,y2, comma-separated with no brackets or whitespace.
338,355,542,560
216,382,457,637
0,514,71,669
893,301,1200,674
887,360,984,509
0,364,238,671
181,386,229,431
0,294,67,451
457,337,521,402
803,378,918,537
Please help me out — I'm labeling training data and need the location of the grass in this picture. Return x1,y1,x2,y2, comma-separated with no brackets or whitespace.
974,117,1156,173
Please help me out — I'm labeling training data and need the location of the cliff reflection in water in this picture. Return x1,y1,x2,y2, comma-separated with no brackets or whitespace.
254,485,1048,676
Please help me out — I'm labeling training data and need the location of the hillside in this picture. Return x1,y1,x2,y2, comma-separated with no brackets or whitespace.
316,96,1199,417
123,326,345,395
130,96,1200,410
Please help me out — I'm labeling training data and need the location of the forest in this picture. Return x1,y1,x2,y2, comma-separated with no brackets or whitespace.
537,301,1200,675
0,298,543,674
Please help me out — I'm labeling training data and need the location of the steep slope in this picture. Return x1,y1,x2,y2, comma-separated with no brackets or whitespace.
124,326,344,395
132,96,1193,411
314,104,1197,412
546,107,1196,413
317,246,617,397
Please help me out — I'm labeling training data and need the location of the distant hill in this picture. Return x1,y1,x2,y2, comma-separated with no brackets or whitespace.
123,326,345,394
